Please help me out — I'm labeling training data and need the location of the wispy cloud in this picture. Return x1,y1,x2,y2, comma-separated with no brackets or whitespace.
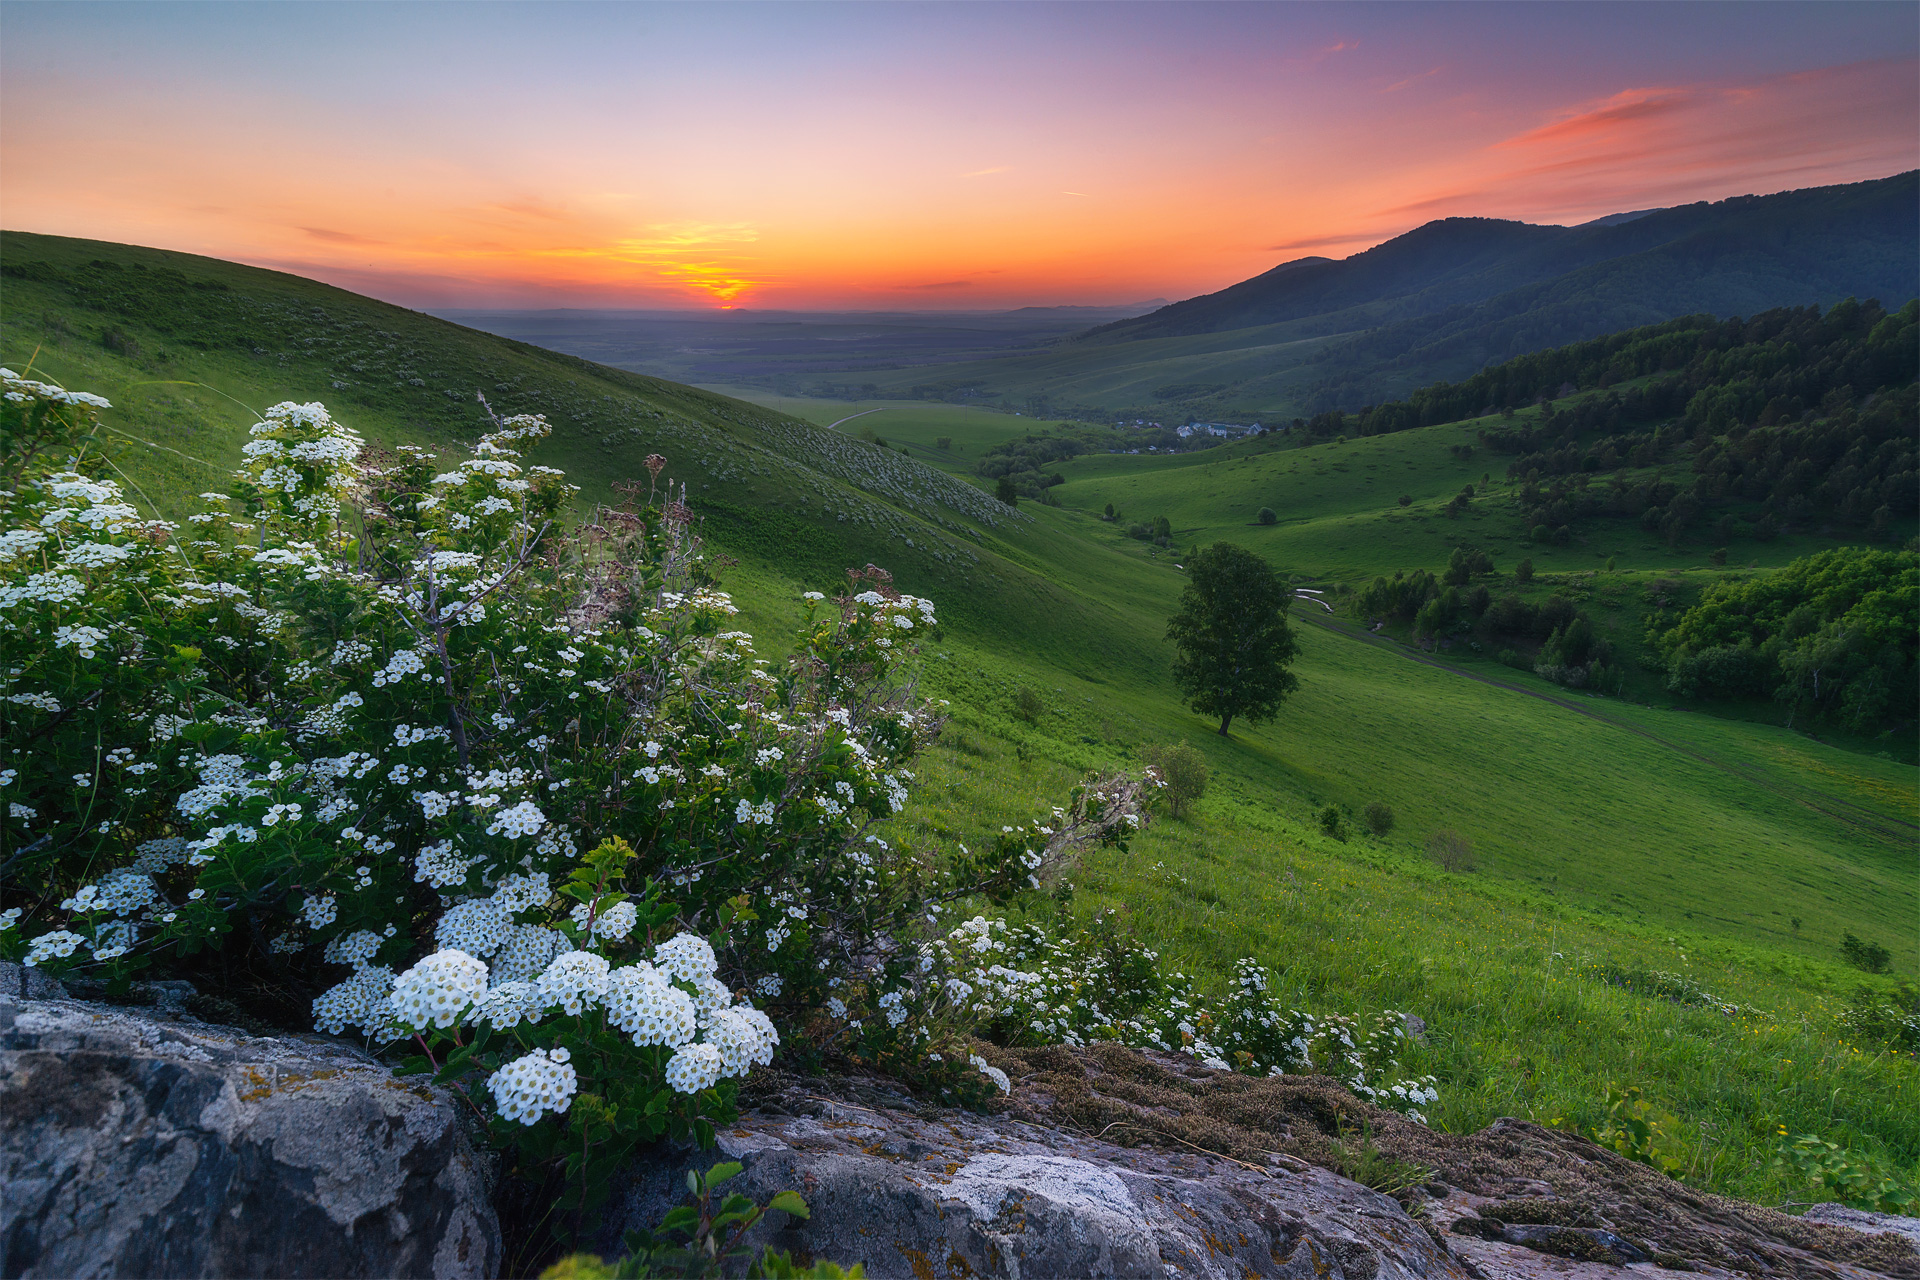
1495,87,1695,150
896,280,972,290
1266,232,1370,251
301,226,383,245
964,166,1009,178
1383,66,1442,94
1061,190,1090,197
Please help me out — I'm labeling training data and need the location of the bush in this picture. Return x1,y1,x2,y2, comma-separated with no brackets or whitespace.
1427,829,1474,872
1839,983,1920,1053
994,476,1018,506
1317,806,1346,841
1515,558,1534,584
935,437,952,451
1361,802,1396,837
1010,686,1046,725
1397,495,1412,507
1841,933,1894,975
1143,743,1208,819
1,372,1443,1242
1256,507,1277,525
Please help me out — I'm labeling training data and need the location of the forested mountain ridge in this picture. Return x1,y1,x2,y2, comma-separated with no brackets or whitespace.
1091,172,1918,348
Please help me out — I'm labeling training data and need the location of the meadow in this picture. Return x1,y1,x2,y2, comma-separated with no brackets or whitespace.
4,237,1913,1206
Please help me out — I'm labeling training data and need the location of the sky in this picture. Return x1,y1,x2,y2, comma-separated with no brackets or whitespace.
2,2,1915,311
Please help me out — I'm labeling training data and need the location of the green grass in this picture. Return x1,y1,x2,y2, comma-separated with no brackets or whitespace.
7,234,1913,1205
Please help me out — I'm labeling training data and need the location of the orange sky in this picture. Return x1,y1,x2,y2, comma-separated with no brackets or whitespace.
3,3,1915,309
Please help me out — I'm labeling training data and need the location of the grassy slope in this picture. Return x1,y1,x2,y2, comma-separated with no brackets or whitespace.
728,394,1918,972
4,240,1910,1199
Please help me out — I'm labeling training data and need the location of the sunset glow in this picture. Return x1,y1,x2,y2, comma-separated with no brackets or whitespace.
3,2,1914,310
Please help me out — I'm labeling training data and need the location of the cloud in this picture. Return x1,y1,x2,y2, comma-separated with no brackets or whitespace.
1383,66,1442,94
1495,87,1695,150
964,166,1009,178
895,280,972,290
1061,190,1090,197
1266,232,1372,251
301,226,383,245
485,198,569,221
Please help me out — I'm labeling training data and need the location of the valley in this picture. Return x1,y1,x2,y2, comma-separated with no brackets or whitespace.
2,230,1913,1208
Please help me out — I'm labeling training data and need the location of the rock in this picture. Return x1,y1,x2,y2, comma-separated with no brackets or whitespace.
1803,1203,1920,1248
0,975,498,1279
0,960,69,1002
600,1072,1468,1279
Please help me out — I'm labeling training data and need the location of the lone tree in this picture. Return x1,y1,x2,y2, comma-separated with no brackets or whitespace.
1166,542,1300,736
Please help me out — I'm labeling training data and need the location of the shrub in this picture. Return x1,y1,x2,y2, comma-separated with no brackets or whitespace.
1839,983,1920,1053
1256,507,1277,525
1,372,1444,1239
1841,933,1894,974
543,1161,860,1278
1361,801,1395,837
1397,495,1412,507
1143,743,1208,819
934,437,952,451
1427,829,1474,872
1515,558,1534,584
994,476,1018,506
1317,806,1346,841
1010,686,1045,725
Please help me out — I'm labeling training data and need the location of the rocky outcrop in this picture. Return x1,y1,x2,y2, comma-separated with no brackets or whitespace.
0,967,498,1279
597,1046,1920,1280
601,1074,1467,1279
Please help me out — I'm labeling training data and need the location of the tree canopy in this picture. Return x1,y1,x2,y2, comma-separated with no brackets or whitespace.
1166,543,1300,736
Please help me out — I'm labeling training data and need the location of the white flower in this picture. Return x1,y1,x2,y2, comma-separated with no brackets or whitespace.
490,925,568,984
704,1005,778,1074
436,899,511,957
488,1047,578,1125
468,980,548,1031
301,895,339,929
652,933,716,982
322,929,384,968
23,930,85,967
390,949,490,1031
664,1042,725,1094
604,962,698,1047
537,950,611,1016
570,899,637,942
311,965,395,1035
489,871,551,914
486,800,546,839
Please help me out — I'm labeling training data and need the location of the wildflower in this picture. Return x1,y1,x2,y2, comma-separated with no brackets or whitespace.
538,950,611,1016
488,1047,577,1125
389,950,490,1031
664,1042,725,1094
605,962,697,1046
653,932,717,982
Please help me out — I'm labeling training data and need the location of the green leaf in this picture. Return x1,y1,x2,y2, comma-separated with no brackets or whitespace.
766,1191,810,1219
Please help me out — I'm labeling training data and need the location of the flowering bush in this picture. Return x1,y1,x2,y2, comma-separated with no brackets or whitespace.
2,370,1439,1236
924,913,1438,1119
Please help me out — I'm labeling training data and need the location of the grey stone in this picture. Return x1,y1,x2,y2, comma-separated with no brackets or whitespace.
600,1080,1469,1279
0,984,498,1279
0,960,69,1002
1803,1203,1920,1247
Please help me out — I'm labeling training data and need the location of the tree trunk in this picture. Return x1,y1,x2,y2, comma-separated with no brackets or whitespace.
1217,713,1232,736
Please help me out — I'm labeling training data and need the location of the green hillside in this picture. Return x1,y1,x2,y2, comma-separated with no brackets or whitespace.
5,238,1914,1202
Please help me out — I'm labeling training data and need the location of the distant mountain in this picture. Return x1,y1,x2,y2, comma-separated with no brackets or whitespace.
1087,173,1917,349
